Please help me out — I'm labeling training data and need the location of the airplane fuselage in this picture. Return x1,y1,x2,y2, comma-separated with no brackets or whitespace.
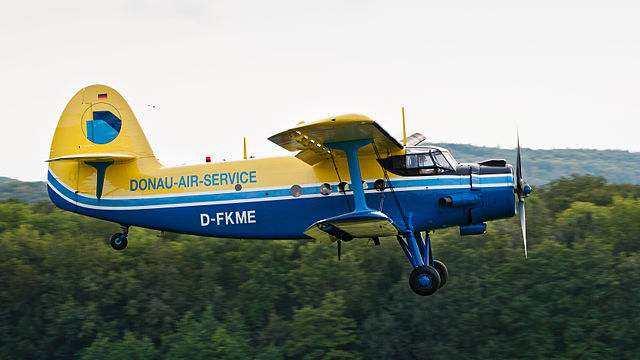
47,153,516,239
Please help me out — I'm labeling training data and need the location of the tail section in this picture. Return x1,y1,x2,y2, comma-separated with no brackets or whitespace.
48,85,160,209
49,84,155,161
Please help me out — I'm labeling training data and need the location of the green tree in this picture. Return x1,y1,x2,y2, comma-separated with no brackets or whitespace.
80,332,158,360
555,201,603,247
285,291,361,360
601,197,640,253
164,308,253,360
163,308,220,360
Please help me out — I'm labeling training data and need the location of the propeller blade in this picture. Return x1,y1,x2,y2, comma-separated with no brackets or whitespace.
516,131,523,194
515,131,530,258
519,198,527,258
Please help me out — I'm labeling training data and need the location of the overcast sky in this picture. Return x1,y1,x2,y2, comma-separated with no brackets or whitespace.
2,0,639,181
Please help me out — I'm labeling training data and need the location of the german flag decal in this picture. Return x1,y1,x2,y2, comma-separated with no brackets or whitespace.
98,93,108,99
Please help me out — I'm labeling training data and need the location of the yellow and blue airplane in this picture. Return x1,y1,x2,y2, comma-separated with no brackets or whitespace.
47,85,531,296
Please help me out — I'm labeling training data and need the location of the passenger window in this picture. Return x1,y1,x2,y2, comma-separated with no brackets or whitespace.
418,154,434,167
406,155,418,168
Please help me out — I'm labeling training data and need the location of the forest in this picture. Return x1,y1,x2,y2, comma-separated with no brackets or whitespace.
1,174,639,359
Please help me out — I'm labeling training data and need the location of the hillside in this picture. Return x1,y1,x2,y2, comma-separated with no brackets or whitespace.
0,176,15,184
436,143,640,186
0,178,48,203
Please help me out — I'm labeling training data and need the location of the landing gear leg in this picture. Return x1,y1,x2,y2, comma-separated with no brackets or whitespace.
397,231,447,296
110,225,129,251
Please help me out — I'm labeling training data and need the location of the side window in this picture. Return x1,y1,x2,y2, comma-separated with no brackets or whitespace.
406,155,418,168
418,154,434,167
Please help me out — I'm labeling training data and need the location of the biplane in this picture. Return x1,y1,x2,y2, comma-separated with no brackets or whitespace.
47,85,531,296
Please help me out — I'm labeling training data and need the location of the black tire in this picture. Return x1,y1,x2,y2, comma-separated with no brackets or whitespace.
433,260,448,288
110,233,128,250
409,265,441,296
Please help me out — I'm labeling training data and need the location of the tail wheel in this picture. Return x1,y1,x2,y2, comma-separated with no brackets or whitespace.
433,260,448,288
110,233,128,250
409,265,441,296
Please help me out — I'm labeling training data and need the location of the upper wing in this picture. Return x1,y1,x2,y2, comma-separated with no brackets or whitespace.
268,114,404,165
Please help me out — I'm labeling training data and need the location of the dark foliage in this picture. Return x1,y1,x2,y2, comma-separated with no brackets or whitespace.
1,175,639,359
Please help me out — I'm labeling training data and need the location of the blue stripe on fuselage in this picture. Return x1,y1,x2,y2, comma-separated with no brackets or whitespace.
47,169,514,238
48,169,513,210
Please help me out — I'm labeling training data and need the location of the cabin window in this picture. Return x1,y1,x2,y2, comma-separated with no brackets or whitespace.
377,147,455,176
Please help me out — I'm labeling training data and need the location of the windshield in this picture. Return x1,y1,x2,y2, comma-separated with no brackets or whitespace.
378,147,456,176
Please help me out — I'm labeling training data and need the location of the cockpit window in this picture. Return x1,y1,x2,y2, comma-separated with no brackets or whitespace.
433,152,453,171
378,146,456,176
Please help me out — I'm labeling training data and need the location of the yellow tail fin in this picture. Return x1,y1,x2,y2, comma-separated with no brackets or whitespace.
49,84,155,161
48,85,159,200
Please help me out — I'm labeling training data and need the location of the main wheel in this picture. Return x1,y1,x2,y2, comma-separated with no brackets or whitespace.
433,260,448,288
110,233,128,250
409,265,441,296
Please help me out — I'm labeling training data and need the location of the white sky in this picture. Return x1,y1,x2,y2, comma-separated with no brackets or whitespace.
1,0,639,181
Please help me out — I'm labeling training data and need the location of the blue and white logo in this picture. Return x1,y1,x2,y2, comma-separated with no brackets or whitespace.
86,111,121,144
82,104,122,144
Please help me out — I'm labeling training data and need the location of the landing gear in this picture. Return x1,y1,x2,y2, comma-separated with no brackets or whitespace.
110,233,128,250
433,259,448,288
397,231,449,296
110,225,129,250
409,265,440,296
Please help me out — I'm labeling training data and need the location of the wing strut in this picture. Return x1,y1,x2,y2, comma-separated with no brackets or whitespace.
372,141,410,231
329,150,352,212
303,138,400,243
325,138,374,212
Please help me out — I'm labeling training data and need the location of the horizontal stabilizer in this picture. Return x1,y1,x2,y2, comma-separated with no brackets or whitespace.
46,153,136,162
304,210,400,243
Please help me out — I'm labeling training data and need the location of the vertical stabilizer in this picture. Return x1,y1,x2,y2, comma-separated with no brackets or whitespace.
48,85,159,206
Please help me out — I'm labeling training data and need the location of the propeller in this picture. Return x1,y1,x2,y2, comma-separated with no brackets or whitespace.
515,133,533,258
